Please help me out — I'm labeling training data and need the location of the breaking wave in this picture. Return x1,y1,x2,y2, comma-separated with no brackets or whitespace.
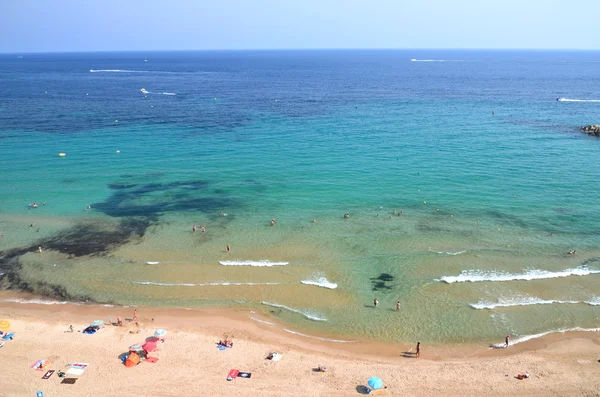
261,301,327,322
90,69,148,73
219,260,289,267
471,297,579,309
435,250,467,256
1,298,69,305
283,328,354,343
491,327,600,348
301,272,338,289
557,98,600,103
441,266,600,283
410,59,464,62
133,281,280,287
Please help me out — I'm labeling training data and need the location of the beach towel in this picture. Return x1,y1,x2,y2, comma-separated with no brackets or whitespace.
66,363,88,376
61,378,77,384
238,372,252,379
1,333,14,341
145,357,159,363
42,370,55,379
227,369,239,381
36,391,44,397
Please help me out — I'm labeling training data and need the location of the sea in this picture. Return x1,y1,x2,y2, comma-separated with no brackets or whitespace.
1,50,599,345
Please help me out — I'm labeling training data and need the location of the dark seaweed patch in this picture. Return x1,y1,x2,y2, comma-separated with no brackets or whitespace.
370,273,395,291
93,179,237,219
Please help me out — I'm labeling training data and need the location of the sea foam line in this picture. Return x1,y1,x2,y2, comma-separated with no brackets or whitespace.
1,298,70,305
557,98,600,103
435,250,467,256
491,327,600,348
301,272,338,289
283,328,354,343
249,316,276,325
219,260,289,267
133,281,280,287
441,266,600,283
261,301,327,322
471,297,580,310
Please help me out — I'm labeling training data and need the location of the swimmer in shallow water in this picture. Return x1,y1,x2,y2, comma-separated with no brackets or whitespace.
192,225,196,232
270,219,276,226
312,218,317,223
344,213,350,219
226,244,231,252
568,249,576,255
200,225,205,232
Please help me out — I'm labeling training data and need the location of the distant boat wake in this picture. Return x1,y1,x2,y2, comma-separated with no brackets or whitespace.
557,97,600,103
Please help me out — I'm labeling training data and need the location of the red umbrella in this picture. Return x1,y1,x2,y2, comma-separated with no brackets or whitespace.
142,340,157,352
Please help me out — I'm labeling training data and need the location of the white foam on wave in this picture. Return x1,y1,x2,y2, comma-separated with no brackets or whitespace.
301,272,338,289
219,260,289,267
441,266,600,283
162,92,176,96
586,296,600,306
133,281,280,287
283,328,354,343
1,298,69,305
410,59,464,62
261,301,327,322
435,250,466,256
471,297,579,310
140,88,149,95
90,69,148,73
249,316,275,325
557,98,600,102
491,327,600,348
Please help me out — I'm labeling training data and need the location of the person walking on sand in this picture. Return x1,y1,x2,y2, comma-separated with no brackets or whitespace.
416,342,421,358
133,309,138,321
396,301,401,310
505,334,510,348
374,298,379,307
227,244,231,252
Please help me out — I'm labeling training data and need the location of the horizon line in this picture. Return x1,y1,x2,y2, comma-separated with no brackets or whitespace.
2,47,600,55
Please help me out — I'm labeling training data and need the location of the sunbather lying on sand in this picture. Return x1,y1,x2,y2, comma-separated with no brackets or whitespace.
219,340,233,348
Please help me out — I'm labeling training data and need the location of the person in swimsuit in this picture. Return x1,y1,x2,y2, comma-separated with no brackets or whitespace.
505,334,510,348
374,298,379,307
416,342,421,358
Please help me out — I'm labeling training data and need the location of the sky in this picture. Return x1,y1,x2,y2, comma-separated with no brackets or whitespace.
1,0,599,52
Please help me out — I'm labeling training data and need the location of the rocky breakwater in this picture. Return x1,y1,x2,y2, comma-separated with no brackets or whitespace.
581,125,600,137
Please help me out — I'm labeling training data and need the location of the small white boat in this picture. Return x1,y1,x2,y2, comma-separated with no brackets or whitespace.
147,261,159,265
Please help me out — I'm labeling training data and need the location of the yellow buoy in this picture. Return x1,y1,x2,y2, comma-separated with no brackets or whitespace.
423,201,427,204
58,153,66,157
0,319,10,330
497,228,501,231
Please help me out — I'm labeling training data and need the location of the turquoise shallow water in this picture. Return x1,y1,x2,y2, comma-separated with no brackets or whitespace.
1,50,600,344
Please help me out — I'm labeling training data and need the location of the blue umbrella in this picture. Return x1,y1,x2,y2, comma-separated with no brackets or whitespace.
90,320,104,327
368,377,383,390
129,343,143,350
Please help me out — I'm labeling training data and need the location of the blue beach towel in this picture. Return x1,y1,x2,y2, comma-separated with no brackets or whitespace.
2,333,14,341
36,391,44,397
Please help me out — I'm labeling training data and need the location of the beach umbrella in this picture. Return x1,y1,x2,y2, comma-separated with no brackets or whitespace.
142,340,157,352
129,343,143,350
154,329,167,337
90,320,104,327
368,377,383,390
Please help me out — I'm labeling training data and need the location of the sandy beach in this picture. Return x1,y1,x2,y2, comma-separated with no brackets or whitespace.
1,292,599,397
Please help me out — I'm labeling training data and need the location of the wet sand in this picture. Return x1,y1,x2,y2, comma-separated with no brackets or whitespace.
1,292,599,396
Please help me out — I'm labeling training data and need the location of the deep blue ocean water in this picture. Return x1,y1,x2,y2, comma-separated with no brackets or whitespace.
1,50,599,344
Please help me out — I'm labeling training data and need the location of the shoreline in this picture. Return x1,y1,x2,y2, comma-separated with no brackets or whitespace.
1,292,600,396
1,290,598,361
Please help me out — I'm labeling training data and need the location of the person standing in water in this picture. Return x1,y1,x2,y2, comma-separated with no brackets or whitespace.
200,225,205,232
374,298,379,307
192,225,196,232
227,244,231,252
416,342,421,358
396,301,401,310
505,334,510,348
